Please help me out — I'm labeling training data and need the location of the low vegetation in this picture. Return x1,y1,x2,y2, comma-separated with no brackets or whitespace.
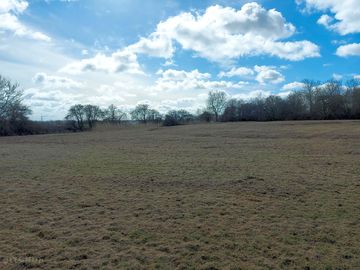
1,121,359,269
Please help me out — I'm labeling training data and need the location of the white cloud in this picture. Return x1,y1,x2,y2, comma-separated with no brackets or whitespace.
23,87,82,119
254,65,285,84
219,65,285,85
151,69,247,94
24,88,78,103
354,75,360,80
157,69,211,81
0,0,51,42
317,14,333,28
158,97,206,113
128,33,174,58
130,3,319,63
33,72,84,89
0,0,28,13
336,43,360,57
60,49,144,75
58,3,319,88
332,73,342,80
218,67,254,78
282,81,305,90
277,91,292,98
232,90,271,100
298,0,360,35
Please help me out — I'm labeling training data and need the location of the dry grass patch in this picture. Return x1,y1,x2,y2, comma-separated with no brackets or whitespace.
1,121,360,269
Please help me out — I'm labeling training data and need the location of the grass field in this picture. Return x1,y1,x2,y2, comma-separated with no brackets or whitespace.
1,121,360,270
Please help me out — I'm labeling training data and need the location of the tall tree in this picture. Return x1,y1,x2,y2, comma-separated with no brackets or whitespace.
146,109,162,123
66,104,86,130
163,110,193,126
264,95,285,121
0,75,31,136
285,92,307,120
345,79,360,118
104,104,127,122
83,104,103,128
302,79,320,117
130,104,150,123
207,90,227,121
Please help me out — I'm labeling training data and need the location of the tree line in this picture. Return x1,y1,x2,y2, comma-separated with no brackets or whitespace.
220,79,360,122
64,78,360,128
1,73,360,136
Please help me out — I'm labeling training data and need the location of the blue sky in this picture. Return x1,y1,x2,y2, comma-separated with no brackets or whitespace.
0,0,359,120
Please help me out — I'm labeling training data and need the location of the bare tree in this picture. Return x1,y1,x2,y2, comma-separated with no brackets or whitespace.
207,90,227,121
222,99,239,122
147,109,162,123
264,95,285,121
302,79,320,117
345,79,360,118
163,110,194,126
104,104,127,123
130,104,150,123
285,91,307,120
83,104,103,128
66,104,85,130
0,75,31,135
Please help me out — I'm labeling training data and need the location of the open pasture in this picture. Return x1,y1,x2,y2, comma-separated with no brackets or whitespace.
1,121,360,269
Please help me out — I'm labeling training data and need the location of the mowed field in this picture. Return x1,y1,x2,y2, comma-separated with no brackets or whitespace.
1,121,360,270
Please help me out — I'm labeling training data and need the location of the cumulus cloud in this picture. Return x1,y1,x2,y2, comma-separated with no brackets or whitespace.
317,14,333,28
298,0,360,35
232,90,271,100
59,3,320,78
33,72,84,89
128,3,319,63
218,65,285,84
157,69,211,81
23,87,85,119
277,91,292,98
282,81,305,90
0,0,51,41
158,97,206,113
254,65,285,84
233,89,292,100
336,43,360,57
60,49,144,75
218,67,254,78
150,69,247,94
24,88,75,103
0,0,28,13
128,34,174,58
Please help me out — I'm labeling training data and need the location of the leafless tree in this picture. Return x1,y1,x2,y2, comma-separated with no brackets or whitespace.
0,75,31,135
302,79,321,117
104,104,127,123
83,104,103,128
345,79,360,117
130,104,150,123
163,110,194,126
285,91,307,120
264,95,285,121
66,104,86,130
207,90,227,121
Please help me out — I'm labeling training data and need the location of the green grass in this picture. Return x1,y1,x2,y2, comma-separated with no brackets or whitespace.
1,121,360,269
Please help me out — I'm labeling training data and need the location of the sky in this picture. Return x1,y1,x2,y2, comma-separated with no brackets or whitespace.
0,0,359,120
